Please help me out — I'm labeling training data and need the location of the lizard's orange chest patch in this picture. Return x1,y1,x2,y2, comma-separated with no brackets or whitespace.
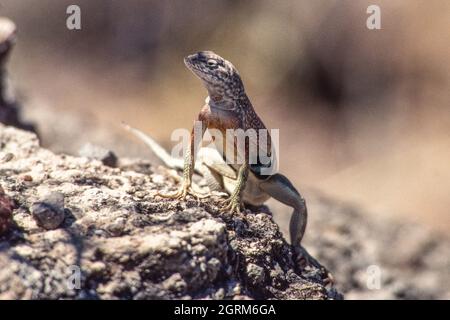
200,104,240,133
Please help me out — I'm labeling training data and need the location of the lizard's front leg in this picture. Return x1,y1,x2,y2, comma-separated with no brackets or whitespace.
158,120,206,200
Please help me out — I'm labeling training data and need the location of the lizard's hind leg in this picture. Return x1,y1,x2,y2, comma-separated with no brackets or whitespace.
259,174,307,246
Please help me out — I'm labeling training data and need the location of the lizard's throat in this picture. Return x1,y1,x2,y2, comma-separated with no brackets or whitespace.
206,87,230,104
203,83,223,100
205,87,235,103
205,96,235,111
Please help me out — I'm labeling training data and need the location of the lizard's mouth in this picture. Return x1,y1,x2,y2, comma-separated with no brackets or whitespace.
184,56,198,73
183,56,191,66
184,56,207,80
184,54,197,69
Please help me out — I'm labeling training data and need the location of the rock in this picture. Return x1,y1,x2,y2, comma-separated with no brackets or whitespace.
0,123,339,299
0,185,14,235
0,17,36,133
1,152,13,162
78,143,118,167
0,17,16,58
246,263,266,286
31,192,65,230
301,195,450,299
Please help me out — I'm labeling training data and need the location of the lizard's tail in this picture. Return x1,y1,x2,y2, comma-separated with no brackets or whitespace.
121,122,184,170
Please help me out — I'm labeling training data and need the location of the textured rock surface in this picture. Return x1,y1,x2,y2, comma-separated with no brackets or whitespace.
0,185,14,235
302,195,450,299
265,194,450,299
0,124,339,299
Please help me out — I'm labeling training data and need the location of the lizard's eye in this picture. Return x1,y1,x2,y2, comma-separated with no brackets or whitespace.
206,59,217,68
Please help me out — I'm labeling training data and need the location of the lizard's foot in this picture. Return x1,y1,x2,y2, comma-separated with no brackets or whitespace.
219,195,244,214
293,245,322,270
293,245,334,285
157,182,209,201
157,187,187,200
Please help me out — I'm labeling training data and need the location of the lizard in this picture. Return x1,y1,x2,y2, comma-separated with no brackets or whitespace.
124,51,309,247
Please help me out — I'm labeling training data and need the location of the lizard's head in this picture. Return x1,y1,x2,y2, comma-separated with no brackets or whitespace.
184,51,244,101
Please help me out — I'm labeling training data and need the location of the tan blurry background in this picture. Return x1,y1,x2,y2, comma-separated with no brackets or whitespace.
2,0,450,232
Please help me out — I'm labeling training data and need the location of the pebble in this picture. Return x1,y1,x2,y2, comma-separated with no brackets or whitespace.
107,217,126,236
134,191,146,199
1,153,13,162
22,175,33,182
31,192,65,230
78,143,118,168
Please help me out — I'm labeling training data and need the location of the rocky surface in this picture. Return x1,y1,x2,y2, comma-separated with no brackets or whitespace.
268,194,450,300
0,124,339,299
1,15,448,299
303,195,450,299
0,185,14,235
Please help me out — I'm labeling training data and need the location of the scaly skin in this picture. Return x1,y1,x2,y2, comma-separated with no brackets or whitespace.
160,51,267,214
124,124,309,249
153,51,308,246
157,127,200,199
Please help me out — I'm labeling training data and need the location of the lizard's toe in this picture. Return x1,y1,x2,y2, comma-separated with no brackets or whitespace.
157,185,209,201
219,196,244,214
189,189,210,200
157,184,189,200
157,189,186,200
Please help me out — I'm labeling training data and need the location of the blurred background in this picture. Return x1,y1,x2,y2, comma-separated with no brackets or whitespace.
1,0,449,235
